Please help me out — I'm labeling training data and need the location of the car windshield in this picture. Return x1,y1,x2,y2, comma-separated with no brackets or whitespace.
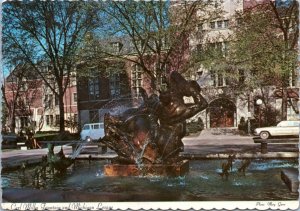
277,121,287,127
277,121,299,127
82,125,90,130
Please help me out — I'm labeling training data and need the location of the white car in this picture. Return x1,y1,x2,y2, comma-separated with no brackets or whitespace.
254,120,299,139
80,123,105,142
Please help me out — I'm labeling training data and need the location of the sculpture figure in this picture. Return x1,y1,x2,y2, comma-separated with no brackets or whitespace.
101,71,208,166
47,144,74,173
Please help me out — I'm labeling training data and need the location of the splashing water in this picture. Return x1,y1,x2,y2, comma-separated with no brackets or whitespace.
70,142,87,159
134,136,151,172
101,95,139,116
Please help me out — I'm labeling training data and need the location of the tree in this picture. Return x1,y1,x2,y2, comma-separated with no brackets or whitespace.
96,0,222,93
193,0,298,121
1,64,41,133
3,1,102,132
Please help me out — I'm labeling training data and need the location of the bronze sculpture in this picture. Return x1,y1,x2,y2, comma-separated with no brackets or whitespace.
101,71,208,166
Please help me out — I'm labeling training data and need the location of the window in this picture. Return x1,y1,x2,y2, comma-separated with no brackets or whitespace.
44,95,48,107
20,83,28,92
89,110,99,123
73,93,77,103
55,95,59,106
210,22,215,29
217,21,222,28
210,71,227,87
110,74,121,98
55,115,60,126
44,94,53,108
93,124,99,129
157,64,168,91
45,115,54,126
49,95,53,108
223,42,229,56
20,116,29,129
74,114,78,123
132,65,143,98
224,20,229,28
239,69,245,84
217,73,224,86
210,42,228,57
111,42,123,54
88,76,100,100
46,115,49,125
50,115,53,126
211,70,216,86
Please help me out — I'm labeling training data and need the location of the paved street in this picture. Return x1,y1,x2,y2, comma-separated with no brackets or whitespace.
182,129,298,159
1,129,299,170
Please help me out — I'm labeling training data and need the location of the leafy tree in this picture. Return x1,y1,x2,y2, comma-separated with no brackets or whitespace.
193,0,298,121
1,64,41,133
96,0,222,93
3,1,102,132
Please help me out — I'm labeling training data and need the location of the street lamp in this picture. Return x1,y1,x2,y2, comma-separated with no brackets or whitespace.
256,99,263,127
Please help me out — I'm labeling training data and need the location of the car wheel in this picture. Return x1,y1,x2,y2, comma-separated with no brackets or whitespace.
260,131,270,140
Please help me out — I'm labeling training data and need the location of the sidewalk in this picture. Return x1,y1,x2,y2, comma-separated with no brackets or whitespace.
181,129,299,159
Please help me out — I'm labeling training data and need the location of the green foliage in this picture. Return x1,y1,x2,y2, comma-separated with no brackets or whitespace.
192,1,298,91
3,1,103,132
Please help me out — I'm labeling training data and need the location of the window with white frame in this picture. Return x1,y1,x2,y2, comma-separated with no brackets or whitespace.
50,115,53,126
88,76,100,100
210,20,229,29
109,73,121,98
156,63,168,91
73,93,77,103
111,42,123,54
44,94,53,108
55,115,60,126
46,115,54,126
217,20,222,28
210,22,216,29
209,42,228,57
210,71,227,87
132,65,143,97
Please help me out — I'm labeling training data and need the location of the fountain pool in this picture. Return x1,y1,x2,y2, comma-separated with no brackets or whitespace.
2,159,298,202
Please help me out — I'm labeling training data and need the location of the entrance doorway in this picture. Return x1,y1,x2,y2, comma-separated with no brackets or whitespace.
209,98,236,128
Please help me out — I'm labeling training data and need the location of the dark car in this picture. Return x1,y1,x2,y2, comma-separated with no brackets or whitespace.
2,133,18,148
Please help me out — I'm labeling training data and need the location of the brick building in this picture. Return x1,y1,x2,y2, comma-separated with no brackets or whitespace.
3,65,78,133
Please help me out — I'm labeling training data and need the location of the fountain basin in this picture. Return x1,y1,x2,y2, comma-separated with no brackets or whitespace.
2,159,298,202
104,160,189,176
281,168,299,192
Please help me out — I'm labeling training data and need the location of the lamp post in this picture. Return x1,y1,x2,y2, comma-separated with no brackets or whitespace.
247,112,252,135
256,99,263,127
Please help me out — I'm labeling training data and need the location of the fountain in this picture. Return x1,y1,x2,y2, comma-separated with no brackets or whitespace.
100,71,208,176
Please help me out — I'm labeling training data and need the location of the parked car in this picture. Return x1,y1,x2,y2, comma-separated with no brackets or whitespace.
254,120,300,139
2,133,18,148
80,123,105,142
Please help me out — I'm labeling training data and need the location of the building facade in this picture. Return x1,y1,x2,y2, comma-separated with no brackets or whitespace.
4,66,78,133
186,0,298,129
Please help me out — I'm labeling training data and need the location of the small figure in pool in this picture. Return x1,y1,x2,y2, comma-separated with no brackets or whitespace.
238,159,251,176
219,154,236,180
